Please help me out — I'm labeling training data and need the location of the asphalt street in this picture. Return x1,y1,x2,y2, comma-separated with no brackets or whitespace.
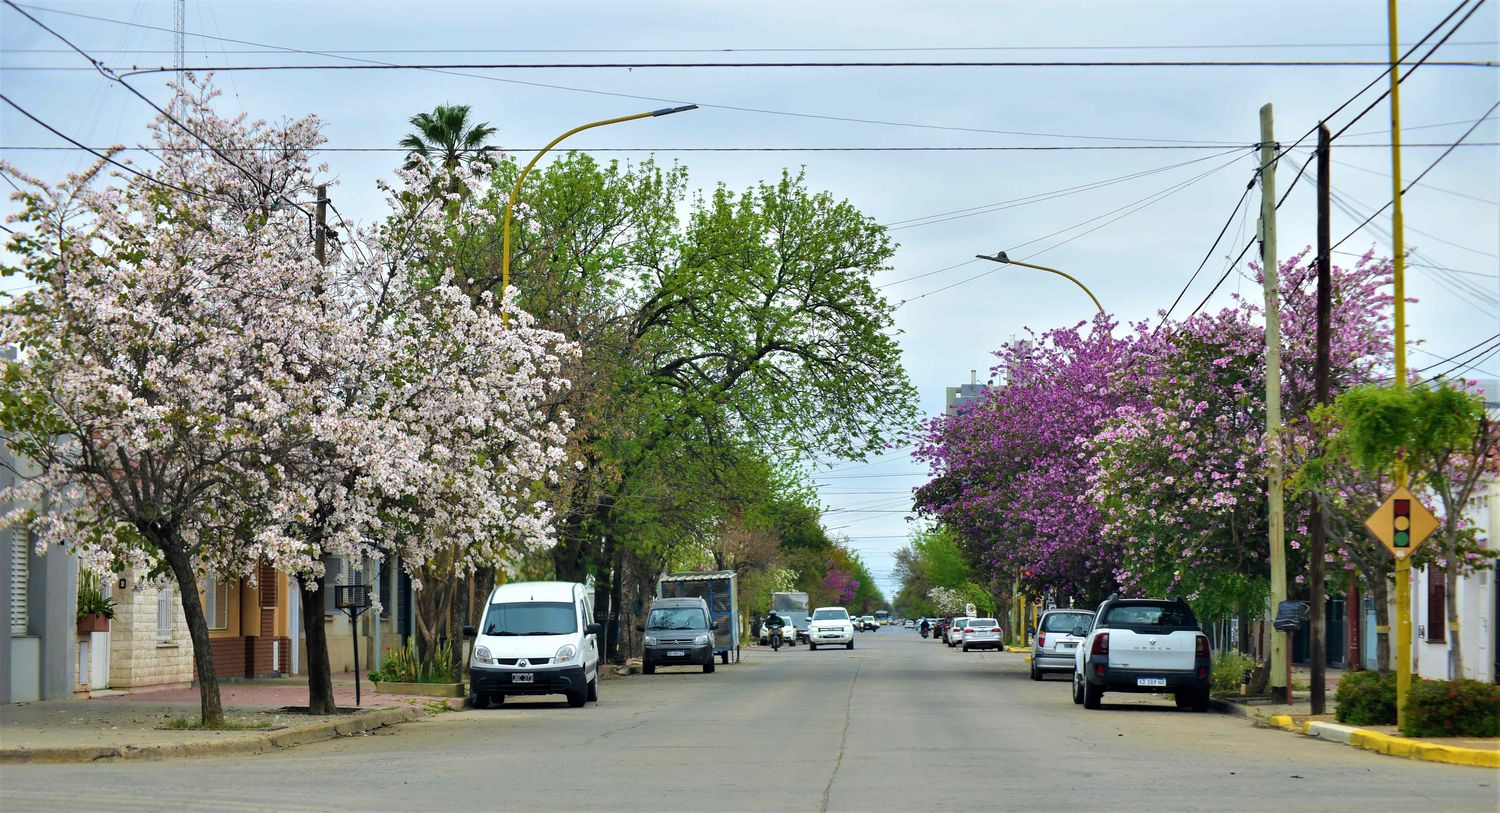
2,629,1494,812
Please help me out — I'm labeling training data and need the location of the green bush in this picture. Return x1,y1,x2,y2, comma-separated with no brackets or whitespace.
1401,678,1500,738
1210,651,1256,696
370,639,456,684
76,570,116,620
1334,669,1397,725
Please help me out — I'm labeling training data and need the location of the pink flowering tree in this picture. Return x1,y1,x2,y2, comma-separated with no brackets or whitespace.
914,314,1152,603
1088,252,1393,628
823,569,859,605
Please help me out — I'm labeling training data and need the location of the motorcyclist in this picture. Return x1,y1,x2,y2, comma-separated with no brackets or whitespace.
920,618,931,637
765,611,786,645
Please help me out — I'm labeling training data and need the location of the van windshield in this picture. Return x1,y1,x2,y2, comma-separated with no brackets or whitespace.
647,607,707,630
483,601,577,636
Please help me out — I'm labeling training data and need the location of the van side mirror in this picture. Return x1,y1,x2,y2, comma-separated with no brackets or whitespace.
462,625,477,638
586,623,603,636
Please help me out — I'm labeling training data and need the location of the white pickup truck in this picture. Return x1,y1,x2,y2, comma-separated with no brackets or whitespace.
1071,595,1212,712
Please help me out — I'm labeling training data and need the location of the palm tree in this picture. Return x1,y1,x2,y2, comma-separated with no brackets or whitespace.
400,104,498,176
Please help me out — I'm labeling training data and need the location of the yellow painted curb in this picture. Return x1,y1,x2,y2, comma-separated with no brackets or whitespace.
1004,646,1030,654
1347,730,1500,768
1266,714,1297,730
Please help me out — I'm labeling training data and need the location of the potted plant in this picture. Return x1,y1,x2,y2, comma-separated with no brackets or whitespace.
77,570,116,634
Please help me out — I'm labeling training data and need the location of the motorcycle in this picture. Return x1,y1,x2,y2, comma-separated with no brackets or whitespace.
919,625,930,639
770,627,784,651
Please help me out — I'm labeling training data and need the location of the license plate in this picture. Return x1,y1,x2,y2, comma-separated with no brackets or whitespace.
513,673,534,684
1061,642,1077,649
668,650,685,657
1137,677,1167,687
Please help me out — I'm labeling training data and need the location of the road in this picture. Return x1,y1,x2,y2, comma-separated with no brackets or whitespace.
3,629,1494,812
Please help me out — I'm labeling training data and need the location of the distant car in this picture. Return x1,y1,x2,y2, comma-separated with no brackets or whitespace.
808,606,855,650
960,617,1003,651
1073,595,1211,711
858,615,878,631
945,616,973,647
1031,608,1096,680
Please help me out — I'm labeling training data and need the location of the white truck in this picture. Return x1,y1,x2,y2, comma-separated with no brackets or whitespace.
1072,595,1212,712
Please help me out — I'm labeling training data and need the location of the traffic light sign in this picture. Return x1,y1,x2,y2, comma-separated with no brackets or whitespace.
1365,487,1438,559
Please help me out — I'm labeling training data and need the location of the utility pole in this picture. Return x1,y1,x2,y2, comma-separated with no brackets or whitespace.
1386,0,1414,729
1310,123,1332,715
1258,103,1289,703
314,184,328,265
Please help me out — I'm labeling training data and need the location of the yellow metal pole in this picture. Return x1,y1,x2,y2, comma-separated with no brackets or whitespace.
499,105,696,325
1387,0,1412,730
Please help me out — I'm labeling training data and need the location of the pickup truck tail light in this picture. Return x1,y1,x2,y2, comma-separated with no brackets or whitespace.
1195,635,1210,658
1037,633,1046,648
1091,632,1109,656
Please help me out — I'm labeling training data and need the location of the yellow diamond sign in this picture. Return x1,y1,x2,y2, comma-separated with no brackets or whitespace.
1364,487,1439,560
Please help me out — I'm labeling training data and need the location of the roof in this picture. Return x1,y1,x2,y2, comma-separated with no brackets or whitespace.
659,570,737,582
651,596,709,607
489,581,583,602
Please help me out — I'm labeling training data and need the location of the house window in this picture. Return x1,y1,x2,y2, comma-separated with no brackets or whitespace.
8,528,28,636
379,560,394,619
1426,568,1446,643
156,587,176,643
323,556,344,615
204,577,230,631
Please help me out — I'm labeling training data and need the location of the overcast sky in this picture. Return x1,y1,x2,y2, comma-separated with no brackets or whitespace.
4,1,1496,601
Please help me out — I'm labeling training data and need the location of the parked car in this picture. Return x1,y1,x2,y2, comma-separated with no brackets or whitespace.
808,606,855,650
1072,595,1211,711
960,617,1003,651
640,597,716,674
945,616,972,647
933,615,960,642
1031,608,1096,680
465,581,600,709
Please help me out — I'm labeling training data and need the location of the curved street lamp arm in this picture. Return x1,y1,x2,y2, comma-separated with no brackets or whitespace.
975,253,1105,315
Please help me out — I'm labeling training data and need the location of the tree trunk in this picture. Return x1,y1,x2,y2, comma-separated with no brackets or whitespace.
449,550,465,684
299,575,338,714
1445,551,1463,679
158,537,224,726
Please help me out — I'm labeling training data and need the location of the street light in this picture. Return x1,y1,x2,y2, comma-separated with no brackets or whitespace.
500,104,698,324
975,251,1104,315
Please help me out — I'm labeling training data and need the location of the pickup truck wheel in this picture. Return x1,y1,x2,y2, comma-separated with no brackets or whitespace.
1072,674,1084,704
1083,680,1103,709
846,641,854,650
809,643,818,651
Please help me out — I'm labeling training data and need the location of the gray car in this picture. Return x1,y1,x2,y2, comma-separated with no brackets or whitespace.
1031,608,1095,680
640,597,715,674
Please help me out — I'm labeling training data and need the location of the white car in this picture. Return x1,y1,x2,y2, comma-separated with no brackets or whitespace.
960,617,1003,651
807,606,855,650
945,616,972,647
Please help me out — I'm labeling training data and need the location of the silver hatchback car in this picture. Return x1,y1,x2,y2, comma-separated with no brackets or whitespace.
1031,608,1095,680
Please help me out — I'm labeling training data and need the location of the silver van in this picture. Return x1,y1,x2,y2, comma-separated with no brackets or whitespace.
639,596,715,674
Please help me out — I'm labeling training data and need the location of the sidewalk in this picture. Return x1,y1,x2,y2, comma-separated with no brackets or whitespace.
0,672,448,763
1210,668,1499,769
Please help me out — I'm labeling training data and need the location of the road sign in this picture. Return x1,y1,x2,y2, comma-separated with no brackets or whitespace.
1364,487,1438,559
965,603,976,617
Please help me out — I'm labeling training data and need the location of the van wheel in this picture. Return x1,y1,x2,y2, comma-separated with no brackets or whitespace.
468,689,490,710
586,673,599,702
566,689,586,708
642,662,656,675
704,659,716,674
492,694,505,705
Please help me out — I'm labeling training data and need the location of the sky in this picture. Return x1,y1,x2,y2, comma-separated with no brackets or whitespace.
3,0,1497,602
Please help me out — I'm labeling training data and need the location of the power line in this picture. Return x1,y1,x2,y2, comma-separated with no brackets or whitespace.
2,142,1491,155
1157,177,1257,327
3,1,317,230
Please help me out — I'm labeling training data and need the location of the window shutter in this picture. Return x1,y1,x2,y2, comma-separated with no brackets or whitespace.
1426,568,1446,643
157,587,175,642
205,577,229,630
323,557,344,614
9,529,29,635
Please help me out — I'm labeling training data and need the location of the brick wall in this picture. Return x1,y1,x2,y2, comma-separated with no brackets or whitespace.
108,581,193,689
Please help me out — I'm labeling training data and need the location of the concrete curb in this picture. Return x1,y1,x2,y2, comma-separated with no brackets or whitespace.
0,705,423,764
1213,703,1498,769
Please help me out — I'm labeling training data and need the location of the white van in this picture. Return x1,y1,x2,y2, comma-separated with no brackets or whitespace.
464,581,600,708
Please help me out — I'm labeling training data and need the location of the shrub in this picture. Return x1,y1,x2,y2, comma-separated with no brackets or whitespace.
76,570,116,621
1334,669,1397,725
1210,651,1256,696
1401,678,1500,738
369,639,455,684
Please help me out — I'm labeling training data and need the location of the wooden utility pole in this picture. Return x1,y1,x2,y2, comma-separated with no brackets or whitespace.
1310,123,1332,715
1259,103,1289,703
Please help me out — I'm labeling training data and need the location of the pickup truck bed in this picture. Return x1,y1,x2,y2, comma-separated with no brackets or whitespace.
1073,597,1211,712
